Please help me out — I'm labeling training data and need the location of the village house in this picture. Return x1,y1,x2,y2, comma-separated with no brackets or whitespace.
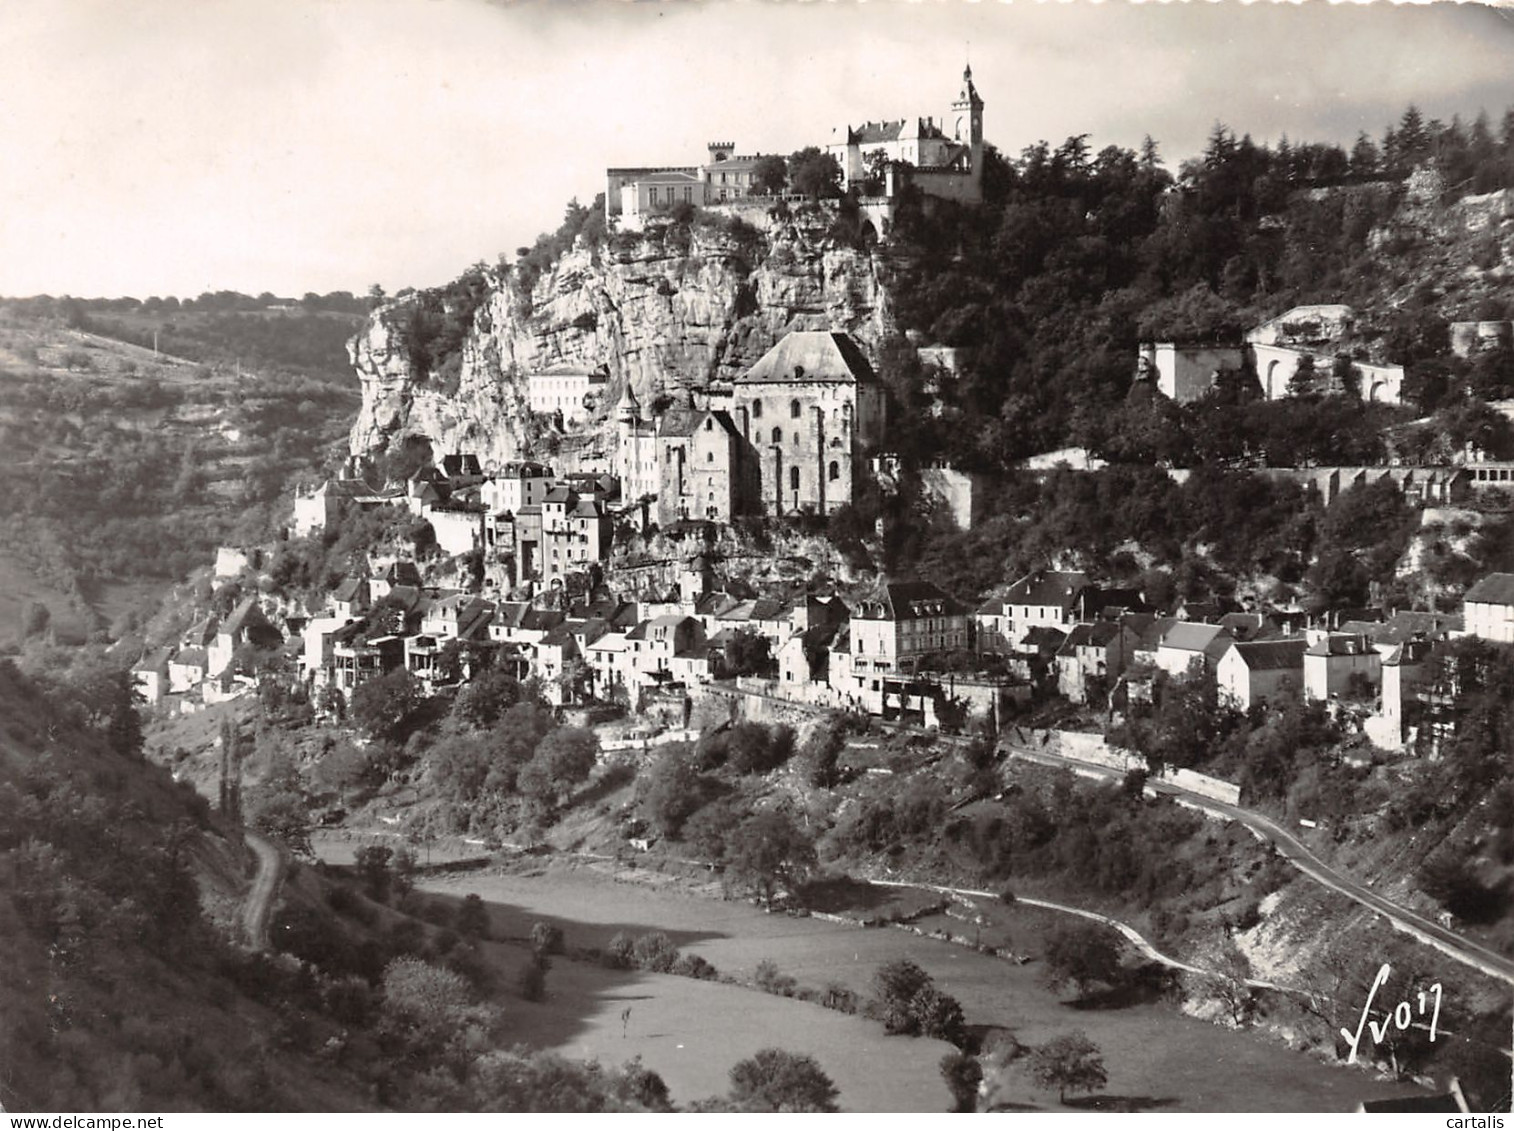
1215,638,1307,711
526,367,609,427
834,581,967,713
421,594,494,642
511,486,614,587
1303,632,1382,701
1365,638,1435,751
976,570,1089,657
168,648,207,695
643,614,704,682
332,627,403,691
367,560,422,602
1055,622,1139,705
332,576,370,621
1154,622,1234,681
291,477,392,537
426,502,487,557
207,597,280,679
302,615,349,687
1463,572,1514,643
131,648,173,706
481,461,554,517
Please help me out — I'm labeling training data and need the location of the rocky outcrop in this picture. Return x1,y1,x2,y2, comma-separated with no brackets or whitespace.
348,210,897,466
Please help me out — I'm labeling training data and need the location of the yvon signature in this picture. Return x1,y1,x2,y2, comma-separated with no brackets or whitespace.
1341,963,1443,1064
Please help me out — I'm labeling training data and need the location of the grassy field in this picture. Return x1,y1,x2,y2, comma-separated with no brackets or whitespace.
414,862,1437,1113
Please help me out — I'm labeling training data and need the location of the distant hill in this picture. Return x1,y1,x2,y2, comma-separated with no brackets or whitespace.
0,300,362,638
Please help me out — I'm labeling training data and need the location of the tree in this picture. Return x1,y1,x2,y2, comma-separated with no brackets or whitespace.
445,669,523,729
873,958,933,1033
19,600,50,640
728,1048,839,1112
355,845,396,902
725,810,815,906
349,668,421,740
640,747,706,838
751,154,788,196
1029,1032,1107,1104
456,892,490,940
1041,921,1123,997
722,630,772,678
872,959,968,1045
788,147,842,200
940,1051,984,1113
802,715,847,788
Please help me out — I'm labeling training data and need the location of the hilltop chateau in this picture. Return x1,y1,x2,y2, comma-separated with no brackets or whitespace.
825,63,985,206
604,63,985,222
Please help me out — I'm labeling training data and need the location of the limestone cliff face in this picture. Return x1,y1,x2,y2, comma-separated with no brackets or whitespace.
348,213,896,466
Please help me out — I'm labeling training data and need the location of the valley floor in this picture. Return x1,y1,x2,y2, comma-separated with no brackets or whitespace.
359,849,1439,1113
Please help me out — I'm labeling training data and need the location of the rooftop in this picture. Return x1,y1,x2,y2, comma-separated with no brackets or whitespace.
736,331,877,387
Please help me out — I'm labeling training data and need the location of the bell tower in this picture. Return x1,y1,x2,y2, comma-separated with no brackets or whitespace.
951,62,984,195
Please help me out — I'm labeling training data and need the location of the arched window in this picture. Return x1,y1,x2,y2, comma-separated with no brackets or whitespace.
751,400,762,419
790,466,800,491
792,432,799,446
705,417,713,431
790,399,802,419
771,426,782,443
829,461,840,481
707,451,714,463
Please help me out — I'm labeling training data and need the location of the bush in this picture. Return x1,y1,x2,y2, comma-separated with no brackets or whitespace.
604,931,636,970
632,931,679,973
455,893,490,940
671,953,719,981
518,955,548,1002
530,921,565,956
754,959,797,997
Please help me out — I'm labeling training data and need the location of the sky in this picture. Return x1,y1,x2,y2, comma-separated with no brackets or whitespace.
2,0,1513,300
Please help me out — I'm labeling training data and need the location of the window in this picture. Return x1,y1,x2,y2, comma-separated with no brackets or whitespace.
771,426,781,443
684,186,694,203
829,460,840,481
790,399,801,419
707,452,714,463
790,466,800,491
647,186,657,206
751,400,763,419
705,417,713,431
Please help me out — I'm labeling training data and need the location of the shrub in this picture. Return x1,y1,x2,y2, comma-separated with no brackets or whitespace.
671,953,719,981
604,931,635,969
530,921,565,955
754,959,797,997
518,955,548,1002
632,931,679,973
455,893,490,940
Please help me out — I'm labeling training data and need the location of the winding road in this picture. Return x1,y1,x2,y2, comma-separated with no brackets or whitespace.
242,831,284,950
1003,740,1514,987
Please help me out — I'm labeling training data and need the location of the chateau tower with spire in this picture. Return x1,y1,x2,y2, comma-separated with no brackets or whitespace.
826,62,986,206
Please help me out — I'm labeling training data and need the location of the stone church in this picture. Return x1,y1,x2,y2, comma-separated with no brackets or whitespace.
729,331,886,517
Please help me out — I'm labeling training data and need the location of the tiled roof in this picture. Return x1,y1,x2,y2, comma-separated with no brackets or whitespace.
333,577,367,604
1003,570,1089,609
854,580,964,621
736,331,877,386
1229,639,1307,671
1465,572,1514,606
1160,622,1231,653
1305,633,1375,657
